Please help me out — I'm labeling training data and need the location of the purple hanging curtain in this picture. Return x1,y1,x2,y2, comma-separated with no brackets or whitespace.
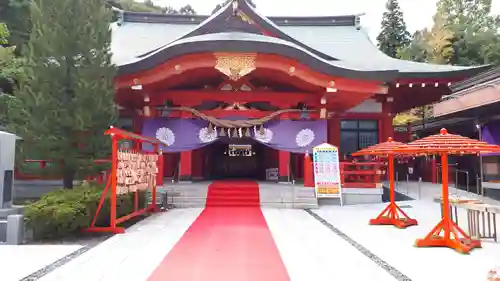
142,119,217,152
482,120,500,156
141,118,327,154
252,120,327,154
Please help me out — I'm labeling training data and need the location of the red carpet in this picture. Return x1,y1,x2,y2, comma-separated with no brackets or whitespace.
147,181,290,281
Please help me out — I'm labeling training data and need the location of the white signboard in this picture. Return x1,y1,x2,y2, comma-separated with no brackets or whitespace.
313,143,343,205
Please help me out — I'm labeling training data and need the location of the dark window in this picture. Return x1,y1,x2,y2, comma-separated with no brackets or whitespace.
340,120,358,129
340,120,379,157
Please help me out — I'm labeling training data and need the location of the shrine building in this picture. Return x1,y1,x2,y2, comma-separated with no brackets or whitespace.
111,0,488,183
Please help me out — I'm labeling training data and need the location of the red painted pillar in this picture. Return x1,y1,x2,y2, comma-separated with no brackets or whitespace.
328,117,341,148
163,154,173,178
278,150,290,182
132,113,144,149
304,153,314,187
180,151,192,181
156,153,164,186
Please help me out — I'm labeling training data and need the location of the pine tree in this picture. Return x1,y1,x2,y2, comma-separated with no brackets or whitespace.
376,0,411,58
4,0,117,188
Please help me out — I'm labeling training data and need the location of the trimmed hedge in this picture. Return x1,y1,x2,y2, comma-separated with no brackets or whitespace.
24,183,147,240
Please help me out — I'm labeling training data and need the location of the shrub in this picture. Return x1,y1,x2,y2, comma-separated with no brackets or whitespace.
24,183,147,240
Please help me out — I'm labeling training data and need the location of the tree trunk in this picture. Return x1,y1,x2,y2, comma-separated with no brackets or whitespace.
62,168,76,189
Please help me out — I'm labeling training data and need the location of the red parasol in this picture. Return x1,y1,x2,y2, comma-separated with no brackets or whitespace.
353,137,417,229
393,128,500,254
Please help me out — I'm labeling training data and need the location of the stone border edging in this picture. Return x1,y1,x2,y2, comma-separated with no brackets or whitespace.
304,209,413,281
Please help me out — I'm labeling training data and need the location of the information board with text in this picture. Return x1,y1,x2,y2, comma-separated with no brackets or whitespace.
313,143,343,205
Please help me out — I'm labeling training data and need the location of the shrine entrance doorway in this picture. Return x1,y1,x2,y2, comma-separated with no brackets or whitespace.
208,139,267,180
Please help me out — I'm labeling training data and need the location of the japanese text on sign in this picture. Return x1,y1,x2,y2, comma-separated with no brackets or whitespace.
313,143,343,203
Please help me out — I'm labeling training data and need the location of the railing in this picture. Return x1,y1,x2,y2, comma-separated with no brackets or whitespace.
435,164,473,194
456,169,470,193
340,161,383,188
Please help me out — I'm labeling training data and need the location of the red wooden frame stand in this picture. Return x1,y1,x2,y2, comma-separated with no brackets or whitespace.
369,154,417,229
414,153,481,254
353,139,418,229
369,203,418,229
85,127,165,234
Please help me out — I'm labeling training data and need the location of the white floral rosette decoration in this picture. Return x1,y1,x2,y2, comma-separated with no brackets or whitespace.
198,127,218,143
156,127,175,146
295,128,315,147
487,264,500,281
255,128,274,143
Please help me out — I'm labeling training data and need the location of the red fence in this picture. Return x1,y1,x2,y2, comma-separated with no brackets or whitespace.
15,159,111,182
18,159,384,189
340,161,384,188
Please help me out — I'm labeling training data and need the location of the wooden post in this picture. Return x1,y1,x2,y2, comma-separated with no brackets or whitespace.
304,153,314,187
110,135,118,230
388,154,395,209
179,151,192,181
152,144,159,212
156,151,164,186
441,153,450,238
431,157,437,183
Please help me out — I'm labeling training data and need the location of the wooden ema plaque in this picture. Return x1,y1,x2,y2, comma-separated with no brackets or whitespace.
117,150,158,195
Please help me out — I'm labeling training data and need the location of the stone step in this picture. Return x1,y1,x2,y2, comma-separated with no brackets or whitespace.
171,202,318,209
155,184,318,209
172,203,205,208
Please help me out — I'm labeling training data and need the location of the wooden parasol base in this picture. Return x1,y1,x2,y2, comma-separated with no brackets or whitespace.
369,202,418,229
414,218,481,254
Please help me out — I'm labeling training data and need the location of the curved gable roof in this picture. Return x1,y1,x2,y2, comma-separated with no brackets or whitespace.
118,32,398,81
112,0,490,80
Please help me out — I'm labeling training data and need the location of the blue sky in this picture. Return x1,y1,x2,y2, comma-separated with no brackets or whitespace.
151,0,500,40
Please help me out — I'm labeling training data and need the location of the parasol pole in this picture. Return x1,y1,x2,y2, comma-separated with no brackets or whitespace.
388,153,395,216
441,152,450,239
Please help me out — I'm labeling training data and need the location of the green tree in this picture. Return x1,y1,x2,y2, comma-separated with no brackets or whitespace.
398,31,428,62
177,4,195,15
212,0,256,14
376,0,411,58
0,0,32,50
423,13,455,64
163,4,196,15
0,22,8,43
4,0,117,188
109,0,196,14
402,0,500,66
0,23,26,96
113,0,163,12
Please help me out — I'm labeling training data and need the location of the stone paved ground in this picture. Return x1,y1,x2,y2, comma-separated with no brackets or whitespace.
0,245,82,281
3,182,499,281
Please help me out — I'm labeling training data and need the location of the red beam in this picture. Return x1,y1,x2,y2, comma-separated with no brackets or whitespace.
160,109,320,119
152,90,320,107
116,53,389,95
